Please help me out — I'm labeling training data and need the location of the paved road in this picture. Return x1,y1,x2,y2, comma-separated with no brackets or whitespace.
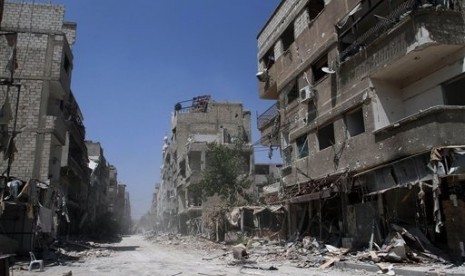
13,235,368,276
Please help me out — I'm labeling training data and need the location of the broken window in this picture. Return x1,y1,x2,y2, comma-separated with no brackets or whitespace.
345,108,365,137
188,151,201,171
179,159,186,178
295,134,309,159
287,81,299,104
255,164,270,175
64,55,71,74
317,123,334,150
312,54,329,83
443,74,465,105
306,101,317,124
307,0,325,21
262,47,275,69
281,23,295,52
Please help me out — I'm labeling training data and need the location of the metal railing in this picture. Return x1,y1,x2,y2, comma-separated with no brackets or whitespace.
257,102,279,130
339,0,463,62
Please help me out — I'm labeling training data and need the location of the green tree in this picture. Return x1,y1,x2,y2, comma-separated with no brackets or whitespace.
193,141,252,206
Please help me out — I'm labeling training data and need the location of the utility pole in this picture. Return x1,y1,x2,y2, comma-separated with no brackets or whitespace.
0,32,21,195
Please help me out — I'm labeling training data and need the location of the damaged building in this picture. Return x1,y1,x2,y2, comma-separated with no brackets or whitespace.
156,96,253,235
0,1,130,254
256,0,465,260
0,1,85,252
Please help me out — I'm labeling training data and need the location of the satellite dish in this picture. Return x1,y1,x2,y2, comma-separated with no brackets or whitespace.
321,67,336,74
256,70,269,82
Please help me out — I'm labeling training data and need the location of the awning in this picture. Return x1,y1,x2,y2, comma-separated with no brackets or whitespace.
289,189,332,204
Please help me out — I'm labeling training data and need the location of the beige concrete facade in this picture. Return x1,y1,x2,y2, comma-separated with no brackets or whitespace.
257,0,465,260
156,99,253,234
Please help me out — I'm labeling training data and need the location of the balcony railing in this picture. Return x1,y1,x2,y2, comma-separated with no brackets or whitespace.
338,0,463,63
257,102,279,130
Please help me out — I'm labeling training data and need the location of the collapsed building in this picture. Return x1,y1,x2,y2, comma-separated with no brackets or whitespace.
156,96,253,235
256,0,465,260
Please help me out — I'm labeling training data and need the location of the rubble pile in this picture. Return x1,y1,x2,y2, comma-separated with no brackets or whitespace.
145,218,465,276
244,236,346,269
45,240,116,265
353,224,451,265
147,227,464,274
144,232,225,252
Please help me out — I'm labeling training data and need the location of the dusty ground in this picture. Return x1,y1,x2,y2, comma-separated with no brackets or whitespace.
11,235,373,276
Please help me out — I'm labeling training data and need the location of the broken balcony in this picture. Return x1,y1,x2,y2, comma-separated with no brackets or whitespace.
369,106,465,171
45,115,66,145
338,0,465,87
50,35,74,99
257,102,280,147
258,69,278,100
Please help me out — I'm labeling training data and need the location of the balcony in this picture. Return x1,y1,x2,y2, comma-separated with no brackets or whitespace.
45,115,66,145
50,36,73,99
257,102,280,146
338,0,465,87
66,116,85,141
304,106,465,183
258,71,278,100
374,105,465,144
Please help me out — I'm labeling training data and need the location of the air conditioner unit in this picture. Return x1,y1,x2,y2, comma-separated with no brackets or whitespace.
299,86,314,103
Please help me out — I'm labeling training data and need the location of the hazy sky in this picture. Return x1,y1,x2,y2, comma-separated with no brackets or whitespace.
54,0,281,219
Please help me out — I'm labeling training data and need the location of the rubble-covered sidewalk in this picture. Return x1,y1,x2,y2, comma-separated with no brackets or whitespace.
2,234,416,276
144,232,465,276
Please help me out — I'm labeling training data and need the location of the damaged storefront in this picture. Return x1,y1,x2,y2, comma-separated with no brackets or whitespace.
0,178,61,254
285,175,345,247
348,146,465,260
226,206,287,241
285,146,465,261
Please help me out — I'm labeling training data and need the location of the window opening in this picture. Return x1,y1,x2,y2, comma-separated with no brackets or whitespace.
262,47,275,69
281,23,295,52
306,102,317,124
188,151,201,171
255,164,270,175
287,82,299,104
312,54,328,83
345,108,365,137
308,0,325,21
296,134,309,159
318,123,334,150
179,159,186,178
64,55,71,74
443,74,465,105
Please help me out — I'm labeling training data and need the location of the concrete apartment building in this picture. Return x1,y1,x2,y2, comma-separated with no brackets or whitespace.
156,96,253,234
86,141,110,233
257,0,465,259
0,1,104,252
254,163,283,203
114,183,132,234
